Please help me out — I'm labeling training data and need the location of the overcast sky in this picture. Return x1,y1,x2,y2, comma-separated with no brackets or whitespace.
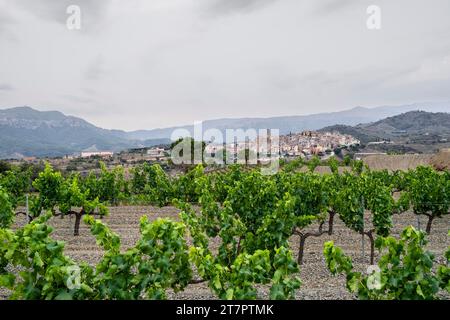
1,0,450,131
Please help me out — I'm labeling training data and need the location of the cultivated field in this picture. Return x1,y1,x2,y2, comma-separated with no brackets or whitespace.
4,206,449,300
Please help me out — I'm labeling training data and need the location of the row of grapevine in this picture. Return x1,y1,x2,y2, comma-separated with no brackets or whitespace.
0,197,447,300
0,160,448,299
323,227,449,299
0,164,109,234
0,161,448,250
2,160,447,235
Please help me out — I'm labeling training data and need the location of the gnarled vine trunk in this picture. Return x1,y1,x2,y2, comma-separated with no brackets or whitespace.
425,215,434,234
73,209,85,236
15,211,33,223
327,210,335,236
296,211,336,265
362,229,375,265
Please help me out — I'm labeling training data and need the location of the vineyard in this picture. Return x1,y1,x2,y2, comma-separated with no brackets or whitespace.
0,160,449,300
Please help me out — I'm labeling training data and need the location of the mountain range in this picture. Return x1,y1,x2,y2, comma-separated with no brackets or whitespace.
0,102,449,158
321,110,450,154
321,110,450,143
126,102,449,140
0,107,168,158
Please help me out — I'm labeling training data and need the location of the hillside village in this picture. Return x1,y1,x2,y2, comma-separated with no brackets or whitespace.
204,130,359,160
4,130,360,172
279,131,359,157
3,110,450,173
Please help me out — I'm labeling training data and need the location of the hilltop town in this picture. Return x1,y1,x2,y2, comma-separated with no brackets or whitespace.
204,130,359,160
4,130,359,172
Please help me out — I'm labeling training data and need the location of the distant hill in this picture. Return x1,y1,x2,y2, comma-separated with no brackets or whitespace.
125,102,449,140
317,124,380,145
0,103,449,158
362,111,450,137
320,111,450,152
0,107,168,158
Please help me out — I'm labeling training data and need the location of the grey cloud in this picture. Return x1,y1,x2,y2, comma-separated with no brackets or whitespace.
61,94,95,104
0,83,14,91
82,88,97,96
204,0,278,15
0,10,14,27
266,70,345,93
297,72,341,86
314,0,364,14
84,56,106,81
0,10,16,37
10,0,111,27
1,0,450,130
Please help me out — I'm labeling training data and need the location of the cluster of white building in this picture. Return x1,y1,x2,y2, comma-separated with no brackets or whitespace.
204,130,359,160
66,131,359,163
279,131,359,157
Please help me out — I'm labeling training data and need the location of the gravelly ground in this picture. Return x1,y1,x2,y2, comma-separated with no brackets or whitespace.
2,206,449,300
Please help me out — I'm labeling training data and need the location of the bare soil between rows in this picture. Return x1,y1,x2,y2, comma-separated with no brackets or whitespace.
3,206,450,300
